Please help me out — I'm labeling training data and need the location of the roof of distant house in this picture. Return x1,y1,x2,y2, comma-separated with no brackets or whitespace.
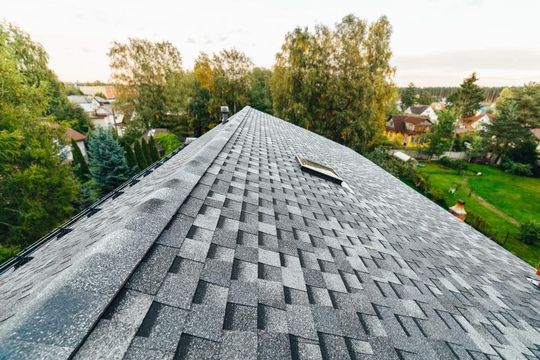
0,107,538,359
408,105,430,114
387,114,432,134
67,95,92,105
459,114,496,128
51,123,87,142
77,85,117,99
531,128,540,140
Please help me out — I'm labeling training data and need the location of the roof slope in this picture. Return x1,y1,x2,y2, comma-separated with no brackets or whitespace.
1,107,539,359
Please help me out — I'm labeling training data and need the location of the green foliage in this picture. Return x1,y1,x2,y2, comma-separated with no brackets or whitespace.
425,109,456,157
448,73,484,117
271,14,396,151
417,90,435,106
155,133,181,155
501,161,533,176
520,221,540,245
133,140,147,171
401,83,417,111
438,157,468,171
123,143,138,173
0,23,79,249
87,129,131,195
141,138,153,165
148,136,160,162
248,68,273,114
70,139,90,179
506,141,538,168
187,80,213,136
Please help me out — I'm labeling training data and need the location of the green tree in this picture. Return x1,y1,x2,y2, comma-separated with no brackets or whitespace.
271,14,396,151
108,39,187,131
401,83,417,111
156,133,182,155
133,140,147,171
0,23,79,249
448,73,484,117
71,139,90,179
417,90,435,106
426,109,457,157
187,80,213,136
141,138,153,165
123,143,138,172
249,68,273,113
148,136,160,162
485,99,533,164
87,129,131,195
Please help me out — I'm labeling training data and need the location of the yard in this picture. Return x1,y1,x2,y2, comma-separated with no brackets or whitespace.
418,162,540,266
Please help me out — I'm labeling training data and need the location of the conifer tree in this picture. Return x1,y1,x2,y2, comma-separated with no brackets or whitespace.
123,143,137,173
87,129,131,195
133,140,147,170
148,136,160,162
71,139,90,179
141,138,153,165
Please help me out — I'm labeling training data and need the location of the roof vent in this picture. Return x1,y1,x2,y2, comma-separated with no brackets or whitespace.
221,106,229,124
296,156,342,184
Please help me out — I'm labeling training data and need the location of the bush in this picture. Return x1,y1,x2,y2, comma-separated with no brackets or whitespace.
438,157,468,171
520,221,540,245
155,133,181,155
501,160,533,176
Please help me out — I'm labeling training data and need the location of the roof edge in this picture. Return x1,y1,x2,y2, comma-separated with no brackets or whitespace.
0,107,252,359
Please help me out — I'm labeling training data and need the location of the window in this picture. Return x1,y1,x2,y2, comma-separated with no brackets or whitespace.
296,156,343,184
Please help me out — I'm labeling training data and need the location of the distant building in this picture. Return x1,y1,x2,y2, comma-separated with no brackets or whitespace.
405,105,438,123
456,113,495,134
76,85,117,99
68,95,125,135
430,101,446,111
52,124,87,161
386,114,433,147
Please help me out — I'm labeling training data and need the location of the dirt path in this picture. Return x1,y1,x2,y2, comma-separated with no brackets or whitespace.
470,193,520,226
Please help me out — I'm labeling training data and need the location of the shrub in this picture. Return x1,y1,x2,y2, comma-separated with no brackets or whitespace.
520,221,540,245
439,157,468,171
501,161,533,177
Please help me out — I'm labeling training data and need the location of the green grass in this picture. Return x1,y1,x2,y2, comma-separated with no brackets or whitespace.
0,245,20,265
418,162,540,266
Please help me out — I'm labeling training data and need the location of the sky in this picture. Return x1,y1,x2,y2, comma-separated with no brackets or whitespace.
3,0,540,86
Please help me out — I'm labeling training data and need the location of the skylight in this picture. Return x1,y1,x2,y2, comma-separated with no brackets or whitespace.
296,155,343,184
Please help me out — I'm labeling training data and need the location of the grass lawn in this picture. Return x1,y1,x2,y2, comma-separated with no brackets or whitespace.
419,162,540,267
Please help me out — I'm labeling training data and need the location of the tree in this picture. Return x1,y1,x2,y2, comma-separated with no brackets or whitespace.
417,90,435,106
508,83,540,130
187,79,213,136
71,139,90,179
141,138,153,165
108,39,187,131
155,133,182,155
425,109,457,158
123,143,138,172
0,23,79,249
248,68,273,113
401,83,417,111
133,140,147,171
271,14,396,151
448,73,484,117
485,99,533,164
87,129,131,195
148,136,160,162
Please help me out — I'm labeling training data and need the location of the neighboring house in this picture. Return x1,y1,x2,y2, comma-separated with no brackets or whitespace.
76,85,117,99
386,114,432,147
0,107,538,359
476,101,496,115
68,95,125,135
457,113,495,133
52,124,87,161
430,101,446,111
405,104,438,123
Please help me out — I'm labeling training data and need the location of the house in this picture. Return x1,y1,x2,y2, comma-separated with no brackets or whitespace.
531,128,540,153
385,114,432,147
76,85,117,99
430,101,446,111
405,104,438,123
457,113,495,133
68,95,125,135
0,107,538,359
52,124,87,161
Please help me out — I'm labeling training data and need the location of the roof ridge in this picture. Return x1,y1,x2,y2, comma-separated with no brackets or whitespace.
0,107,251,358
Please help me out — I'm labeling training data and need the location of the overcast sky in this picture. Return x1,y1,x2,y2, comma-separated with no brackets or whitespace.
3,0,540,86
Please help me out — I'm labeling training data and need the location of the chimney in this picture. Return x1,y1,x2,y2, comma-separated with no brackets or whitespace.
449,200,467,221
221,106,229,124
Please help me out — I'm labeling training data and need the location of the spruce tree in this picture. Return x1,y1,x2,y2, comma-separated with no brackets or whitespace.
133,140,147,171
71,139,90,179
141,138,153,165
87,129,131,195
123,143,138,173
148,136,160,162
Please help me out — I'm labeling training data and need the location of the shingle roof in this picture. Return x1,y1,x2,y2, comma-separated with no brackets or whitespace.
1,107,539,359
408,105,430,115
